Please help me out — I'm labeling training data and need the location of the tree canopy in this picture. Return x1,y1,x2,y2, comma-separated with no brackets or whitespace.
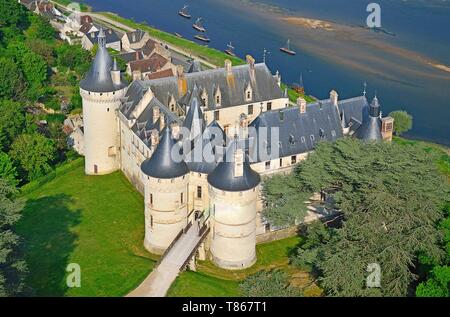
389,110,413,136
0,179,27,296
240,270,301,297
262,138,450,296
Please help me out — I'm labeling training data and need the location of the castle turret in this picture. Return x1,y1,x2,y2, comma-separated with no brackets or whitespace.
355,96,383,142
207,138,261,269
141,127,189,254
80,28,128,175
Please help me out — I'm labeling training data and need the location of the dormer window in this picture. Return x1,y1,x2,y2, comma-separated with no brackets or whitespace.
214,86,221,106
201,88,208,106
216,95,221,104
245,83,253,101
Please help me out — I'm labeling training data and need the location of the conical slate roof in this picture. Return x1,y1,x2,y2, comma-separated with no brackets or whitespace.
182,85,205,141
141,127,189,179
207,138,260,192
355,96,382,141
185,120,226,174
80,29,126,93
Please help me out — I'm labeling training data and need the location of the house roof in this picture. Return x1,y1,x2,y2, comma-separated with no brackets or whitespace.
124,29,146,44
249,98,344,162
129,53,169,73
84,29,120,45
121,63,282,117
141,127,189,179
207,138,260,192
115,50,144,63
79,22,97,34
145,69,174,80
80,29,127,93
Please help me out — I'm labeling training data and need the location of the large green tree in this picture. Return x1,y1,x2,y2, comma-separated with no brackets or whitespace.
0,57,24,100
240,270,301,297
0,100,25,151
10,133,56,181
0,0,27,28
262,173,310,227
389,110,413,136
0,178,27,296
0,152,18,187
25,14,55,41
291,138,449,296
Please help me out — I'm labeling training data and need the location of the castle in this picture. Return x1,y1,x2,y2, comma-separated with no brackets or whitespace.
80,30,394,269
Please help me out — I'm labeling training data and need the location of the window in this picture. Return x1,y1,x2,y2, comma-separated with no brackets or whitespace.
150,215,153,228
267,102,272,111
310,135,315,142
279,158,283,167
301,136,306,143
150,194,153,205
180,192,184,204
216,95,220,104
197,186,202,199
247,91,251,100
107,108,110,112
265,161,271,170
214,110,220,121
291,155,297,164
248,104,253,115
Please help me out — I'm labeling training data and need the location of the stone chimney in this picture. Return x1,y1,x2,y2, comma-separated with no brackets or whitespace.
132,33,136,42
225,59,232,75
297,97,307,114
135,51,140,61
381,116,394,142
177,65,187,95
275,70,281,87
132,70,142,81
159,113,165,131
246,55,255,78
152,106,160,124
150,129,159,151
330,90,338,107
233,148,244,178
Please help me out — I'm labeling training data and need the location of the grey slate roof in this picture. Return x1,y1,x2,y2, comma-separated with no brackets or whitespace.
185,121,226,174
182,85,206,141
354,97,383,141
249,99,344,162
208,139,261,192
132,98,180,148
188,60,202,73
80,29,127,93
141,127,189,179
120,63,282,115
84,29,120,46
125,29,146,44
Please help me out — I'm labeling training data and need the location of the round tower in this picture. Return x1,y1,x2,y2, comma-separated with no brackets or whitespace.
207,139,261,269
80,29,127,175
141,127,190,254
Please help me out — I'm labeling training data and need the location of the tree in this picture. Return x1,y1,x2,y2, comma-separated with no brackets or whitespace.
240,270,301,297
25,38,55,65
0,152,18,187
21,50,48,87
55,43,91,75
0,100,25,151
0,57,25,100
389,110,413,136
262,173,310,227
0,0,27,28
0,178,27,296
10,133,56,181
25,14,55,41
292,138,449,296
416,266,450,297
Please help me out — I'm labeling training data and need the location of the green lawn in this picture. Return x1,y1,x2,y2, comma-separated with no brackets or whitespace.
167,236,303,297
16,159,155,296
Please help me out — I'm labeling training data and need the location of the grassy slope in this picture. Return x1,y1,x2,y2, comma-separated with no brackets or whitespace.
167,236,302,297
17,160,156,296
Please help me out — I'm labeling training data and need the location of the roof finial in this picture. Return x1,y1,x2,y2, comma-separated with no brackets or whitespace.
113,57,118,71
98,27,106,48
363,82,367,97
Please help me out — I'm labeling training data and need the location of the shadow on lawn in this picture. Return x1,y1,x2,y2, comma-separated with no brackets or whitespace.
18,194,81,296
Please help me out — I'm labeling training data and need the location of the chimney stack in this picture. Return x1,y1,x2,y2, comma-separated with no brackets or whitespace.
152,106,160,124
159,113,165,131
246,55,255,78
150,130,159,151
330,90,338,107
297,97,307,114
177,64,187,95
225,59,232,75
233,148,244,178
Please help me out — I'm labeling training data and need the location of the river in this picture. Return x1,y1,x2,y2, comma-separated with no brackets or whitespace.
80,0,450,145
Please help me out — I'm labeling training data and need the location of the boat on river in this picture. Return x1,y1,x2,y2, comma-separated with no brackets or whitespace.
178,5,191,19
193,18,206,32
224,42,236,57
280,39,296,55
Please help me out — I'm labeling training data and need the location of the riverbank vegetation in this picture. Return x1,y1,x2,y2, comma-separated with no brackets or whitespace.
262,137,449,296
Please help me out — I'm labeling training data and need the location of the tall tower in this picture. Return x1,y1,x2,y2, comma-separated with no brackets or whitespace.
207,138,261,269
141,127,190,254
80,29,127,175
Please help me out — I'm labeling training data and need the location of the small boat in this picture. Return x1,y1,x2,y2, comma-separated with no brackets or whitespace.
174,32,183,38
178,5,191,19
280,39,296,55
224,42,236,57
192,18,206,32
194,34,210,43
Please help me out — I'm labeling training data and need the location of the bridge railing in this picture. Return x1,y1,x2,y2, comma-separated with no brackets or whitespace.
179,225,210,272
